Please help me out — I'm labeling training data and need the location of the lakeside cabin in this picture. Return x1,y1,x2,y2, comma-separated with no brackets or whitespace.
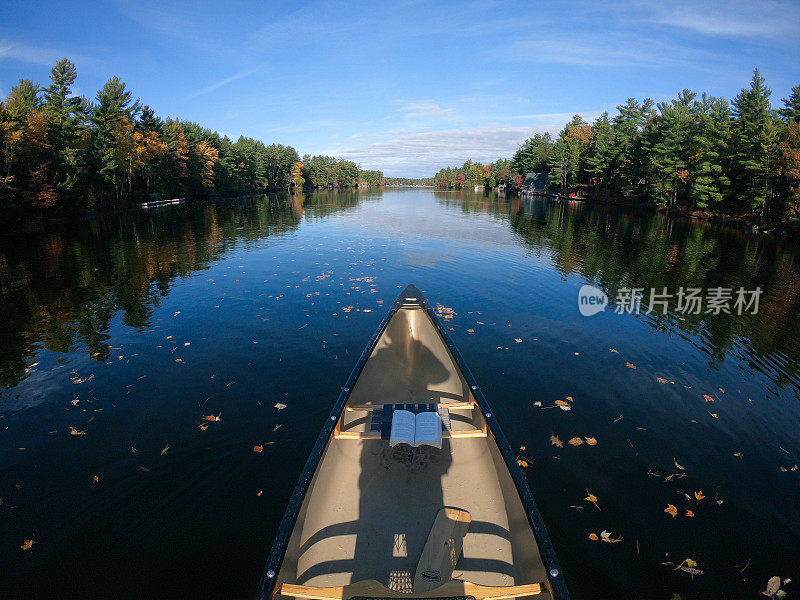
520,173,549,197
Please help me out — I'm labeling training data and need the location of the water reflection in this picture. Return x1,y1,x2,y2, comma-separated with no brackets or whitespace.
437,191,800,394
0,193,363,389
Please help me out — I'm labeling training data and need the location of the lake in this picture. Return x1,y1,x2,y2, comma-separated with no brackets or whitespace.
1,189,798,600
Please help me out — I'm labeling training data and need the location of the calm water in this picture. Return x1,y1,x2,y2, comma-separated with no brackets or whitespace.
1,189,799,600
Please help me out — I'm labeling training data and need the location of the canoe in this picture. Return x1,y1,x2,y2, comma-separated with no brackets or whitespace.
256,285,569,600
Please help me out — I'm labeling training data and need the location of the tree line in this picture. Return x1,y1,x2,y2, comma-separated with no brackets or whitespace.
433,69,800,225
0,59,383,224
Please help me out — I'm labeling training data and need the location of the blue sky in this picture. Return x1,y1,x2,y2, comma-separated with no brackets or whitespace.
1,0,799,177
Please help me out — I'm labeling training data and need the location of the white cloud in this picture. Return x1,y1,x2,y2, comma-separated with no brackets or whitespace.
0,40,94,68
187,69,258,99
651,0,800,37
324,124,565,177
398,101,455,119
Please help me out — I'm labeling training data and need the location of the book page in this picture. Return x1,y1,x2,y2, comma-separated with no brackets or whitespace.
389,410,416,447
414,411,442,449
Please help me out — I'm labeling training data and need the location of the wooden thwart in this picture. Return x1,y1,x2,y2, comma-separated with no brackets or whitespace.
414,508,471,592
279,580,545,600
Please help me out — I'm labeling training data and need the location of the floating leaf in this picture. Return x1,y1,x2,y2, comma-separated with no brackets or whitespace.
626,362,637,369
558,405,571,411
703,394,714,402
160,445,169,455
274,403,286,410
565,396,573,402
257,490,263,497
685,510,695,518
70,426,86,436
204,415,220,422
517,459,528,467
600,530,622,543
555,400,569,406
665,504,678,517
686,559,698,568
568,437,583,446
710,413,718,418
514,338,522,343
763,576,781,597
694,490,705,501
610,349,619,353
550,435,563,448
589,533,599,540
674,458,685,470
253,445,264,453
20,539,34,550
584,492,600,510
585,437,597,445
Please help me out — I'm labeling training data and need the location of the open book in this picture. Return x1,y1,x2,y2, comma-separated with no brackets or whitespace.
389,410,442,449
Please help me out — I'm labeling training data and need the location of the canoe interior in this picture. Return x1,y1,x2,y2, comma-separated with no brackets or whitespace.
272,304,551,599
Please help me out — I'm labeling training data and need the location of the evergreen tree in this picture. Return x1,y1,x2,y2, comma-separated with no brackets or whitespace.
690,94,731,210
731,69,777,216
779,85,800,123
43,58,83,202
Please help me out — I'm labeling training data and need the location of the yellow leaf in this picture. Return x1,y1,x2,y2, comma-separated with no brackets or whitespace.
686,558,697,568
694,490,705,500
555,400,569,406
517,459,528,467
585,493,598,503
588,533,598,540
585,437,597,445
20,539,34,550
565,396,573,402
710,413,718,418
665,504,678,517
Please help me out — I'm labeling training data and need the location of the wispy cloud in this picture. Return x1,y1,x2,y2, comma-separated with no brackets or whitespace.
397,101,455,119
187,69,258,99
650,0,800,38
0,40,94,68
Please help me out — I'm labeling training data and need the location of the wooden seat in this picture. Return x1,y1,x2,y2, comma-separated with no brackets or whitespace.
279,579,547,600
334,403,486,440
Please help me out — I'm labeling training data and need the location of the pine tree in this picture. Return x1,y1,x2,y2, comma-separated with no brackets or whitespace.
43,59,83,201
779,84,800,123
731,68,777,216
690,94,731,210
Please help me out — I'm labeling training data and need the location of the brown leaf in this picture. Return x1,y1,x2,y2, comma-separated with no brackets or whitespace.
204,415,220,422
585,437,598,445
763,576,782,597
626,362,637,369
20,539,34,550
694,490,705,501
160,445,169,455
257,490,263,497
665,504,678,517
568,437,583,446
588,532,599,540
685,510,695,518
609,348,619,353
555,400,569,406
703,394,714,402
253,445,264,453
550,435,564,448
70,426,86,436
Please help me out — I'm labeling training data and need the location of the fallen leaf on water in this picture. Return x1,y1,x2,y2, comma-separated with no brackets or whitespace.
685,510,695,518
734,452,743,458
20,539,34,550
198,424,208,431
610,348,619,353
589,533,599,540
257,490,263,497
600,530,622,543
626,362,637,369
584,492,600,510
558,405,571,411
685,559,697,568
274,403,286,410
568,437,583,446
665,504,678,517
674,458,685,470
92,475,99,483
70,399,79,406
762,576,782,597
710,413,718,418
161,445,169,455
273,424,282,431
514,338,522,343
704,394,714,402
70,427,86,436
467,329,474,333
175,358,183,363
534,401,542,407
565,396,573,402
517,459,528,467
550,435,563,448
694,490,705,501
520,446,526,450
204,415,220,422
254,445,263,453
555,400,569,406
585,437,598,445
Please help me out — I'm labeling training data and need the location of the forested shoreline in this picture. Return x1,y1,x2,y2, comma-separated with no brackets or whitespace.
434,70,800,227
0,59,382,225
